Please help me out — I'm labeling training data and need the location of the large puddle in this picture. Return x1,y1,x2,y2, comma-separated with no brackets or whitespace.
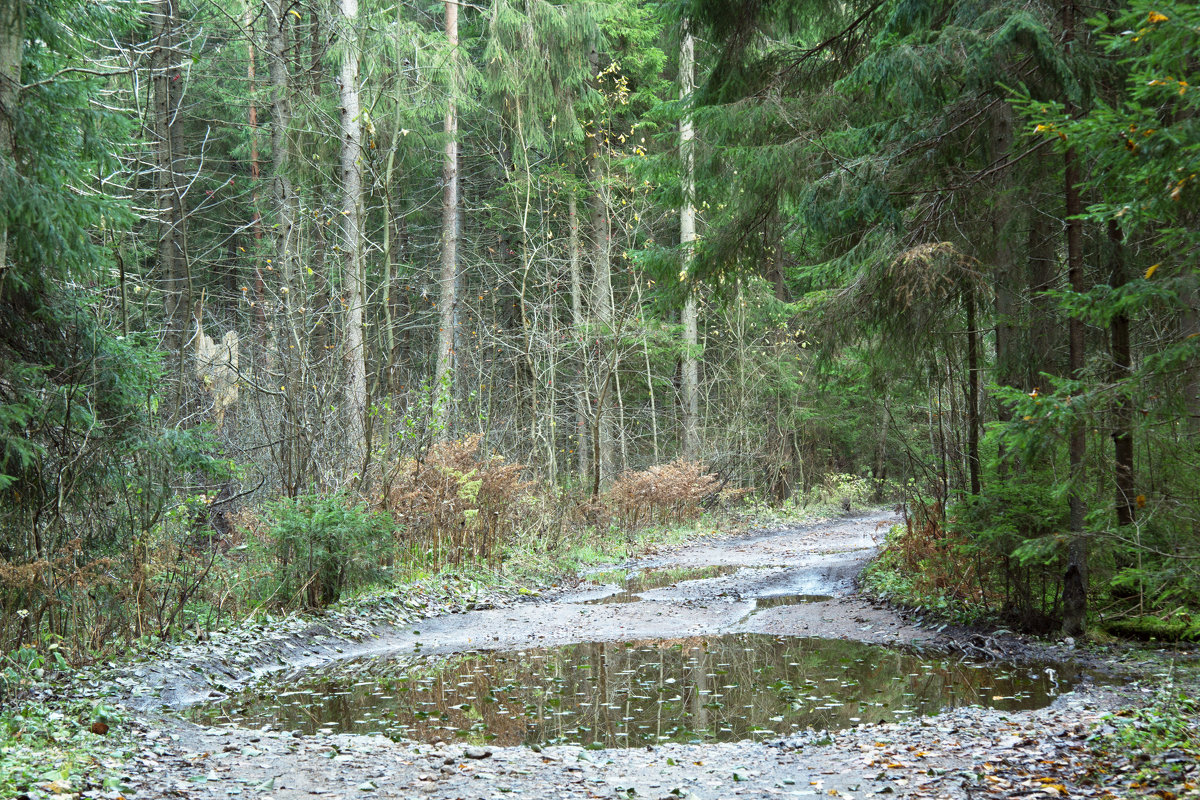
193,634,1079,748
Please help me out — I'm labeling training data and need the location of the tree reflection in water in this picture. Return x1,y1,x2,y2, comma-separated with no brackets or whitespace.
194,634,1079,747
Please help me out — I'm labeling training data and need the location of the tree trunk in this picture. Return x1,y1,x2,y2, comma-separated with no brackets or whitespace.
568,192,591,483
434,0,459,437
244,1,268,342
0,0,23,274
991,105,1018,409
1108,220,1135,528
152,0,188,358
680,23,700,462
266,0,295,301
1062,68,1088,635
965,286,981,496
1184,282,1200,434
266,0,301,490
587,45,615,486
339,0,367,471
1028,203,1057,389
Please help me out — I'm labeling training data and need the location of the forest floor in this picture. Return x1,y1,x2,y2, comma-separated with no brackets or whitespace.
27,513,1200,799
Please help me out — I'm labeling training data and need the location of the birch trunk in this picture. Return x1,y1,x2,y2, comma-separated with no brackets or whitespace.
679,23,700,462
339,0,367,470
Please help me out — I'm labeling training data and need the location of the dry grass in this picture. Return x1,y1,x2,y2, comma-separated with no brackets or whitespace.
609,459,722,530
378,435,534,562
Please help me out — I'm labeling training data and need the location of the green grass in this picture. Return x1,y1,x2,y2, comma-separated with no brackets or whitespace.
0,694,129,800
1082,683,1200,798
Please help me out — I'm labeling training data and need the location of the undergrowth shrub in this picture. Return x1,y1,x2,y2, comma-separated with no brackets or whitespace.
865,477,1070,631
1084,687,1200,797
948,478,1068,632
863,502,989,624
379,436,533,563
609,460,720,530
262,494,392,609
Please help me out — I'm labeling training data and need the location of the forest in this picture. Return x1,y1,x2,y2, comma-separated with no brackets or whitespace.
1,0,1199,664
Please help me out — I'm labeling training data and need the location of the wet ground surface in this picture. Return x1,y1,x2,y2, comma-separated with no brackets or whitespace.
124,684,1131,800
114,512,1132,799
322,511,931,660
193,633,1078,747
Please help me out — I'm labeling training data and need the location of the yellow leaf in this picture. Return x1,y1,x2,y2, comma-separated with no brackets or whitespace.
1145,263,1159,279
1147,11,1168,22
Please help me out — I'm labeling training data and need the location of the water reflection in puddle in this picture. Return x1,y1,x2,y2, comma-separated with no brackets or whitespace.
193,634,1078,748
754,594,833,608
580,565,743,604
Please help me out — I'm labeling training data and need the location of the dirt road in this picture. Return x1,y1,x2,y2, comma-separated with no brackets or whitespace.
115,513,1130,800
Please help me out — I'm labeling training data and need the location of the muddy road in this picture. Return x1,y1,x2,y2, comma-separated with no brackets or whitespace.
117,513,1128,800
350,509,932,657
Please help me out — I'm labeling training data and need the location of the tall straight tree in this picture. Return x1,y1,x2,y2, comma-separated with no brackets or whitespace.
569,191,590,483
0,0,19,273
586,43,615,490
265,0,295,315
339,0,367,468
151,0,188,358
679,20,700,461
1061,0,1088,637
244,0,268,340
434,0,459,436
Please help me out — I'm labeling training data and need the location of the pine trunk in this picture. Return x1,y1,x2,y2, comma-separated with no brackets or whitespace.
152,0,188,358
965,286,981,496
1027,198,1057,388
245,1,268,341
991,105,1018,397
266,0,300,492
1108,220,1135,528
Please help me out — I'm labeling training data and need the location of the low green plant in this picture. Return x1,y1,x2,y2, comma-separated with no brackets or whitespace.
947,475,1068,632
1102,615,1200,643
860,533,985,627
0,685,129,800
1083,686,1200,797
0,652,128,800
262,494,394,609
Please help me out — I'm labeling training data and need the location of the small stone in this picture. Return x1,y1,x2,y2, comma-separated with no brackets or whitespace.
464,746,493,759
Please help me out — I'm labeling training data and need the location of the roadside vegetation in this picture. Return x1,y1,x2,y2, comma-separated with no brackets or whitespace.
1084,681,1200,799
